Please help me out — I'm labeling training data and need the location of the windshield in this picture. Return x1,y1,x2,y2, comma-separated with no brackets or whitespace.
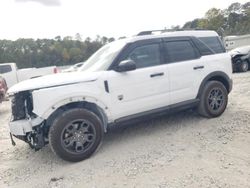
78,40,127,72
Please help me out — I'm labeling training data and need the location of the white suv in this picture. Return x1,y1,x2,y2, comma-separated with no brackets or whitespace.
8,30,233,162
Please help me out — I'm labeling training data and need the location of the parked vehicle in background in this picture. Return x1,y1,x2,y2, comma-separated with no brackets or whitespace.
0,75,8,103
8,30,232,162
0,63,59,88
229,46,250,72
224,34,250,51
62,62,84,73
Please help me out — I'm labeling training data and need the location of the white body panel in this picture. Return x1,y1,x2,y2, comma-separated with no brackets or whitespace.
107,65,170,120
8,71,100,93
168,58,204,105
169,53,232,104
31,78,111,120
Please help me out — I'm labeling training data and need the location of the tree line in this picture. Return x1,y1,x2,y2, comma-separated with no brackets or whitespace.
181,2,250,36
0,35,115,68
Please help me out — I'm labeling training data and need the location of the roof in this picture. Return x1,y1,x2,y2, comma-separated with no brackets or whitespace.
123,30,219,43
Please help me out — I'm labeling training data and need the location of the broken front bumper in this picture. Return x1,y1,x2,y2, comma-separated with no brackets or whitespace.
9,117,44,136
9,117,46,150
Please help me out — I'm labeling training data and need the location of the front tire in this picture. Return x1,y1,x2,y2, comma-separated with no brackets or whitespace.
238,60,249,72
197,81,228,118
49,108,104,162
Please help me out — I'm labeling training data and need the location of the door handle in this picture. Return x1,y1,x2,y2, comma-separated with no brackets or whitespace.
193,65,204,70
150,72,164,78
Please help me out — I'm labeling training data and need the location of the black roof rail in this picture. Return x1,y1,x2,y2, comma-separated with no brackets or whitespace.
137,28,208,36
137,30,167,36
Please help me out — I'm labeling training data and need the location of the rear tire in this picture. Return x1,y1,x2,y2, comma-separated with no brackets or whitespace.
197,81,228,118
49,108,104,162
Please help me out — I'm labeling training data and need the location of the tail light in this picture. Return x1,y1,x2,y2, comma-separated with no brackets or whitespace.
53,67,59,74
0,79,7,90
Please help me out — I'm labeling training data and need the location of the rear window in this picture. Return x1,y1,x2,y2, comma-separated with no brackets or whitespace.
198,37,225,54
0,65,12,74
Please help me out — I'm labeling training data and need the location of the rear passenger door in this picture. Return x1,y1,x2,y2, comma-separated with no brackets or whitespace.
163,38,205,105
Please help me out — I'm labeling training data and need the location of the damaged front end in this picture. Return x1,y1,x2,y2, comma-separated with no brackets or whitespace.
9,91,46,150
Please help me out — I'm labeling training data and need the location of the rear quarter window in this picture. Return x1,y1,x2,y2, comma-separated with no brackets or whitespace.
198,37,225,54
0,65,12,74
193,38,214,56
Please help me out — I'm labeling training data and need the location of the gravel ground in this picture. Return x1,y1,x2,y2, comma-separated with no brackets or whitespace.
0,72,250,188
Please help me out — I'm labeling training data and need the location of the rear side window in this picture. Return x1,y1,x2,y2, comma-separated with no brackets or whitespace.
198,37,225,53
125,43,161,69
193,38,214,56
164,41,198,63
0,65,12,74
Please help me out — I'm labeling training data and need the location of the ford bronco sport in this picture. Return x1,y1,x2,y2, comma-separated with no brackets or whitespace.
8,30,232,162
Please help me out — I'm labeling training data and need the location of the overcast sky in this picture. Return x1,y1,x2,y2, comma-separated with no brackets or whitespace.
0,0,249,40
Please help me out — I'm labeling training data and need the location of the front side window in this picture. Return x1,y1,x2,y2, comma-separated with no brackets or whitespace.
0,65,12,74
125,44,161,69
164,41,198,63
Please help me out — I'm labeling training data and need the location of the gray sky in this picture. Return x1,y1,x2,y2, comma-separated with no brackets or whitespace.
0,0,249,40
15,0,61,6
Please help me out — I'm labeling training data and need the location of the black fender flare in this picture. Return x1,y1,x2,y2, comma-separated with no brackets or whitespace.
196,71,232,99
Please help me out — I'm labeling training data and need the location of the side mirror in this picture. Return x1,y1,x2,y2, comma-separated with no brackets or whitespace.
115,60,136,72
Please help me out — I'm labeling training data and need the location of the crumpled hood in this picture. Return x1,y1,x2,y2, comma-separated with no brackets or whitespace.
229,45,250,57
8,71,100,94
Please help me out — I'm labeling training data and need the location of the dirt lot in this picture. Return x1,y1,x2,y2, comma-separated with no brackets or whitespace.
0,72,250,188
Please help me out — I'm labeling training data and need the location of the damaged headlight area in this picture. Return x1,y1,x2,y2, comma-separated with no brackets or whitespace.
11,91,34,120
10,91,46,150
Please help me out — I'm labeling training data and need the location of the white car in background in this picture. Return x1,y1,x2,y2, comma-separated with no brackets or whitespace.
62,62,84,73
0,63,58,88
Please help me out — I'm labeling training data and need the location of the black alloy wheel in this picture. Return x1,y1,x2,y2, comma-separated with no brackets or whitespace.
49,108,103,162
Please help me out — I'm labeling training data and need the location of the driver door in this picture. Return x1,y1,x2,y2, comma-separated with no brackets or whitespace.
106,41,171,121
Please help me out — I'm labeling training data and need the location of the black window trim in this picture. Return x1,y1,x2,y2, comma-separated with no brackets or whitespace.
108,38,163,70
198,36,226,53
192,37,215,56
108,36,207,70
162,38,201,64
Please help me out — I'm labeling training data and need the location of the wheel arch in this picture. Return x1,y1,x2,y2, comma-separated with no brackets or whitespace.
196,71,232,99
43,98,110,136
